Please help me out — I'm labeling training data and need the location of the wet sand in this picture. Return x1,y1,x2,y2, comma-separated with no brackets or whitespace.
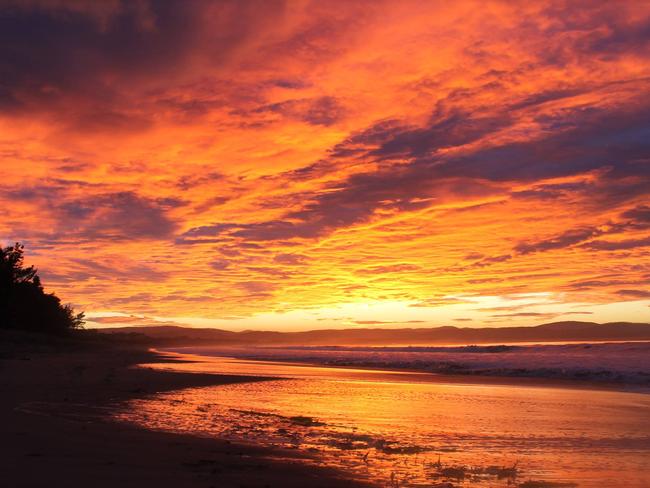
0,346,373,488
120,352,650,488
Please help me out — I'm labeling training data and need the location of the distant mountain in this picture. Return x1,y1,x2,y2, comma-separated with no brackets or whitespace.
98,321,650,346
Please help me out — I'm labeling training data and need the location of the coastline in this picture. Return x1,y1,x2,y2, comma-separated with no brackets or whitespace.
161,343,650,394
0,345,374,488
121,348,650,488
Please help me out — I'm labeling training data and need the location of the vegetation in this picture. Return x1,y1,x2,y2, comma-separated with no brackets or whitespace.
0,243,84,334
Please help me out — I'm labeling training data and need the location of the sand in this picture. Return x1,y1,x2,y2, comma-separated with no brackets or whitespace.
0,344,373,488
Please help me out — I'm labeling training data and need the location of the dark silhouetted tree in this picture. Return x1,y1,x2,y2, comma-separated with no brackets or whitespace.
0,243,85,334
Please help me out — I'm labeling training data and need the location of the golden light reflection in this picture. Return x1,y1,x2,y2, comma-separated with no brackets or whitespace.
114,353,650,487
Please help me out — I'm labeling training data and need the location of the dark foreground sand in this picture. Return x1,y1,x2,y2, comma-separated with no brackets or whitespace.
0,345,373,488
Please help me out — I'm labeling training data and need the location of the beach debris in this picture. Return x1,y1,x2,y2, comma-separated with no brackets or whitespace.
430,459,520,484
519,481,578,488
476,462,519,479
229,409,325,427
495,463,518,478
289,415,324,427
379,443,427,455
389,470,399,487
431,465,467,480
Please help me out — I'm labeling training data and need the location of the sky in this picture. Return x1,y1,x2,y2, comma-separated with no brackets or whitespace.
1,0,649,331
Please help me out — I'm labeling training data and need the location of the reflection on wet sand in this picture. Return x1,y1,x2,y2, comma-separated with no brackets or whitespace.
114,354,650,488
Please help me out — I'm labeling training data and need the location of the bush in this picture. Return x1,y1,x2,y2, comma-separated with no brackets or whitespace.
0,243,84,334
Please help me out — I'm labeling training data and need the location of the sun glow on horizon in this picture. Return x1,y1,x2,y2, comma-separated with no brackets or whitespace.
84,294,650,332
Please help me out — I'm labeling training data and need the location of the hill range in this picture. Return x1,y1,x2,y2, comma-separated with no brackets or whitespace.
97,321,650,346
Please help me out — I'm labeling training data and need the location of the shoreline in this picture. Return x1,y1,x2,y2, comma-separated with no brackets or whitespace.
160,346,650,395
0,345,374,488
128,348,650,488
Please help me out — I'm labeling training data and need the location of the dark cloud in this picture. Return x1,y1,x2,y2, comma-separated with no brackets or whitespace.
467,277,501,284
4,184,178,241
72,257,169,281
210,259,231,271
511,205,650,256
471,254,512,268
511,181,593,201
0,2,188,108
507,88,585,111
174,172,224,191
568,276,650,290
244,266,290,277
432,105,650,182
180,223,239,238
268,78,311,90
616,289,650,299
582,236,650,251
463,252,484,261
0,0,286,125
40,256,169,284
187,94,649,243
515,227,604,255
175,237,228,246
239,280,276,295
273,253,309,265
621,205,650,229
328,119,404,159
225,173,496,241
56,192,178,240
369,111,512,159
255,96,346,126
572,10,650,58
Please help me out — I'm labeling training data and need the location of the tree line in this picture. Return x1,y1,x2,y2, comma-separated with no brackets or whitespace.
0,243,84,334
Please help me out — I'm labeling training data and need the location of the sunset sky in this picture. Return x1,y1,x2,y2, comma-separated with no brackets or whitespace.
2,0,649,331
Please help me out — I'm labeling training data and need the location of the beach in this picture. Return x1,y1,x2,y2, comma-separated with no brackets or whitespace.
2,340,649,488
0,345,372,488
119,350,650,488
3,2,650,487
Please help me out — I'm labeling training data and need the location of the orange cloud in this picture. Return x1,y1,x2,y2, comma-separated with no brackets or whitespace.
1,1,649,330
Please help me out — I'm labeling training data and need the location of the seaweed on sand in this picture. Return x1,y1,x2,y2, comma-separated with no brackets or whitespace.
519,481,578,488
479,462,519,479
433,465,467,480
431,458,520,483
289,415,325,427
376,441,427,455
229,409,325,427
318,431,427,455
